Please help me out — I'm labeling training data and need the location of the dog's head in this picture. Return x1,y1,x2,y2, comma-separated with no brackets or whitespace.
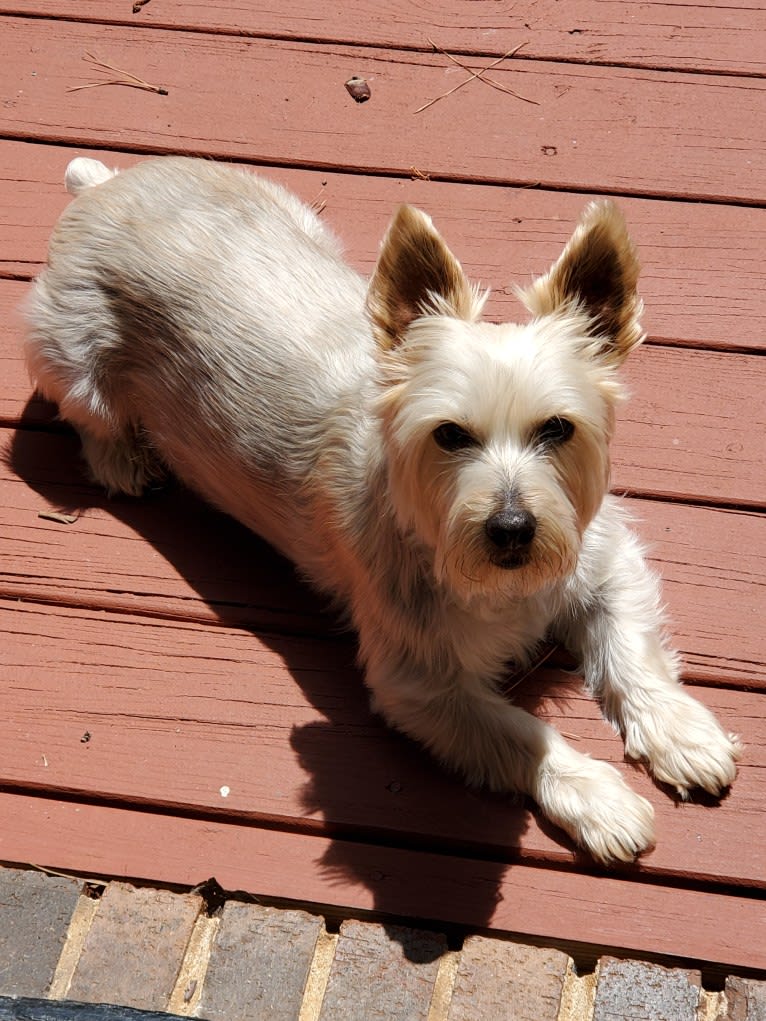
367,200,643,603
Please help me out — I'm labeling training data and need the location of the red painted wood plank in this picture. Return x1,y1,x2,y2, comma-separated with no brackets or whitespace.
0,427,327,632
1,599,762,886
4,276,763,504
615,348,766,506
1,428,763,685
3,143,766,352
2,1,764,76
639,502,766,689
7,288,766,508
0,793,762,969
1,18,764,203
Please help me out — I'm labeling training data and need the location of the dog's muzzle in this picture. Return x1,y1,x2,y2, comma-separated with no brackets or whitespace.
485,506,537,569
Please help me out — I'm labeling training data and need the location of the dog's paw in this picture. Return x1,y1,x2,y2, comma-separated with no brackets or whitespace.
624,693,742,798
537,756,655,865
80,430,162,497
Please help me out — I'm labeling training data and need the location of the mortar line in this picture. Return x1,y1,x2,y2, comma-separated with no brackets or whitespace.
298,926,339,1021
47,891,100,1000
557,957,598,1021
426,948,460,1021
167,913,221,1015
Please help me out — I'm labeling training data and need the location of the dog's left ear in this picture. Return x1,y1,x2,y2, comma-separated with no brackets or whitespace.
368,205,479,350
519,201,644,365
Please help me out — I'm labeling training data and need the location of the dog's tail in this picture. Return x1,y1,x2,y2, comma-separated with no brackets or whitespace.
64,157,119,196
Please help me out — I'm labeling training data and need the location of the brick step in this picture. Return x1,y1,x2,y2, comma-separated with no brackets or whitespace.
1,867,763,1021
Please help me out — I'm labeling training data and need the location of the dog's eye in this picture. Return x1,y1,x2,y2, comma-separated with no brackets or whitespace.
536,416,575,446
433,422,477,452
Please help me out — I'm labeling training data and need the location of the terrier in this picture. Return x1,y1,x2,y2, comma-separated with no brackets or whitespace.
24,156,740,863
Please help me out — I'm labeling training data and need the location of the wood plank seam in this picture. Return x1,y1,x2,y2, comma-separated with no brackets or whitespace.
3,17,764,204
4,148,765,355
2,3,765,79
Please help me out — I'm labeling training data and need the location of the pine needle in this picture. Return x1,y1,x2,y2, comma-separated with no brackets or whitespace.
415,40,537,114
68,51,168,95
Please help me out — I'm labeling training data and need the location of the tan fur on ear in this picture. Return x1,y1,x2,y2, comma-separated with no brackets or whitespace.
367,205,482,349
519,201,644,365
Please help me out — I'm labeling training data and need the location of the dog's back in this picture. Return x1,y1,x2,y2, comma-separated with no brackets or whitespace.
25,157,373,558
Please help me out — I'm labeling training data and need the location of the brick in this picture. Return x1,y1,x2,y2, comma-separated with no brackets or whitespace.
726,976,766,1021
0,866,81,997
447,937,569,1021
593,957,701,1021
67,882,202,1010
197,901,322,1021
318,920,446,1021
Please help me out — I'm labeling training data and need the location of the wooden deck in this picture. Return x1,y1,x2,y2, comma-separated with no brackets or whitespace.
0,1,764,976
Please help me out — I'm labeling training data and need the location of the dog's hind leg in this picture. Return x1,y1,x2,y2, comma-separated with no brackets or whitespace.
77,424,163,497
24,274,164,497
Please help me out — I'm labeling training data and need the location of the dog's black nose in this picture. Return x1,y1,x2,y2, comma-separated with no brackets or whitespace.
485,508,537,550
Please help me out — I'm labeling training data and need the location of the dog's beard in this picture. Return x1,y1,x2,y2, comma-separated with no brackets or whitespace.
434,501,581,604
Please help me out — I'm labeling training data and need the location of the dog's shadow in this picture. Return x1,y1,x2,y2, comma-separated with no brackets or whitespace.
8,403,583,959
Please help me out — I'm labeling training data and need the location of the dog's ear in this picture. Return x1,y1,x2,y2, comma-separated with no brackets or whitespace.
519,201,644,365
368,205,479,349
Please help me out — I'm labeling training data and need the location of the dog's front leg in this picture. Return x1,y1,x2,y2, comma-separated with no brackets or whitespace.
364,652,655,864
559,515,741,798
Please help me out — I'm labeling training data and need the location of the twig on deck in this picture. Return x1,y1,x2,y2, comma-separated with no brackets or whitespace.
503,642,561,696
132,0,151,11
68,51,168,96
38,510,79,525
415,40,537,114
29,862,108,886
310,187,327,215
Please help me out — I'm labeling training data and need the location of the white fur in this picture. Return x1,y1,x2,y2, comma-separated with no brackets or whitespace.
24,157,741,863
64,157,119,195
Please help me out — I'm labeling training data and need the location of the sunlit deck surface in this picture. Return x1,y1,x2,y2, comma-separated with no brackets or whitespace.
0,0,764,986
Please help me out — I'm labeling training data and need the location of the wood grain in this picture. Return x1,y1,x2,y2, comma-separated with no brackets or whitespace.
2,1,764,76
0,793,762,969
1,19,765,203
0,598,762,885
3,142,766,352
1,428,764,685
616,347,766,506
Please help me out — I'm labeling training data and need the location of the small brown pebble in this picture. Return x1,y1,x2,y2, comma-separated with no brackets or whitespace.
345,76,371,103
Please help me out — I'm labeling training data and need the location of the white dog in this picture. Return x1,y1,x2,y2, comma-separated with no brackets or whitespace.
24,157,740,863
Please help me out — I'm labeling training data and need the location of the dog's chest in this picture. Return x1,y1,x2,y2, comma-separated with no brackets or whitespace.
439,593,554,677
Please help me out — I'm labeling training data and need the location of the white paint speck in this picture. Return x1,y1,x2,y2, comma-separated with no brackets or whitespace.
219,785,230,798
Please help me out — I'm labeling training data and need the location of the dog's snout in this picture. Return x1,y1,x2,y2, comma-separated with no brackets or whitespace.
485,507,537,550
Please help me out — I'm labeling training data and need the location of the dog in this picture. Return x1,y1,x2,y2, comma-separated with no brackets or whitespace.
24,156,740,863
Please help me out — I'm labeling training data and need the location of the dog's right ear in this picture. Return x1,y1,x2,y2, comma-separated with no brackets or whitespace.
367,205,479,350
